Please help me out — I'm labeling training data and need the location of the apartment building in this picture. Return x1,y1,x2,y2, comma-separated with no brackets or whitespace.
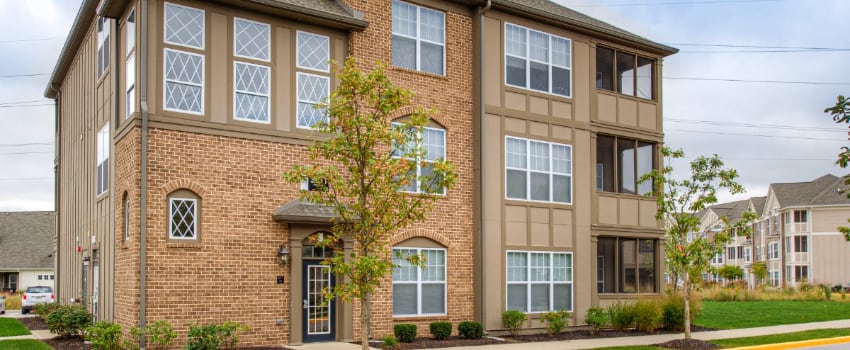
45,0,675,346
699,200,753,285
706,175,850,290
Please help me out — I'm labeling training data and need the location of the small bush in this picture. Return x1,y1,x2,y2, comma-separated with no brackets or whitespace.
661,293,702,331
186,322,248,350
502,310,526,336
429,322,452,340
382,335,398,347
540,310,569,336
607,303,636,331
85,321,122,350
458,321,483,339
584,307,608,334
46,305,92,337
394,324,417,343
632,300,661,333
819,284,832,301
34,302,60,319
146,320,177,350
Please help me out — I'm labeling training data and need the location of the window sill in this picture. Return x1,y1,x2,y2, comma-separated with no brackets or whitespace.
503,85,573,102
393,314,448,322
166,241,202,249
390,65,448,80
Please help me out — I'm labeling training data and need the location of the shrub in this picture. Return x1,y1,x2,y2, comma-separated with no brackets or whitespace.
186,322,248,350
394,324,417,343
429,322,452,340
46,305,92,337
540,310,570,336
458,321,483,339
34,302,60,319
502,310,526,336
584,307,608,334
607,303,636,331
146,320,177,350
661,293,702,331
382,335,398,347
85,321,123,350
819,284,832,301
632,300,661,333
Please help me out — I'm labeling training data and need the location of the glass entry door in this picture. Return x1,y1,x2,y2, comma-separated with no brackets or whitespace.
302,260,334,342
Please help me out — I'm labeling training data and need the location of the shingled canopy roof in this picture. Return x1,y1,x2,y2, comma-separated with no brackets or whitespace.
771,174,850,208
0,212,54,270
273,200,354,224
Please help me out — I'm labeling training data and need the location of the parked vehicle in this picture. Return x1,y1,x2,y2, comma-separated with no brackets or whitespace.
0,295,5,314
21,286,53,314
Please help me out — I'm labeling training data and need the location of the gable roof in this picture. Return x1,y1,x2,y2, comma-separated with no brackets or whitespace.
0,212,54,270
708,199,751,222
749,196,766,216
771,174,850,208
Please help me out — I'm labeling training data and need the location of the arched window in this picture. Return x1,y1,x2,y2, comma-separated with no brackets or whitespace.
167,189,201,240
391,119,446,194
392,237,446,316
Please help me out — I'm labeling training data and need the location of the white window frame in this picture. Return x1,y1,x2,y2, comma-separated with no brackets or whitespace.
163,2,205,50
163,48,205,115
769,242,780,260
97,17,110,79
124,197,130,242
506,251,573,313
126,8,136,55
391,123,447,194
711,252,723,265
96,123,110,195
234,17,271,62
126,54,136,118
391,0,446,75
232,61,271,123
504,22,572,98
392,247,447,316
504,136,572,204
295,72,330,129
169,197,198,240
744,247,752,263
295,30,330,73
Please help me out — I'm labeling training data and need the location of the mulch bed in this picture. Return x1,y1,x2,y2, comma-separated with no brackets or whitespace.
42,337,93,350
18,316,48,330
654,338,722,350
369,336,504,349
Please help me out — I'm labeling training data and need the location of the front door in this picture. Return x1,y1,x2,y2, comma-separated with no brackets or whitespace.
302,260,334,342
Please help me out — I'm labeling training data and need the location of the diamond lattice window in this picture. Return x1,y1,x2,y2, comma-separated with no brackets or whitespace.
234,18,270,61
297,31,329,71
296,73,329,128
164,49,204,114
234,62,270,122
169,198,197,239
164,2,204,49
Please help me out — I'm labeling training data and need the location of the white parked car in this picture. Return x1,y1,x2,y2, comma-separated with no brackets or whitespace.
21,286,54,314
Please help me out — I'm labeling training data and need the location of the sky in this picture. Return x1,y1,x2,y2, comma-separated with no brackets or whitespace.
0,0,847,211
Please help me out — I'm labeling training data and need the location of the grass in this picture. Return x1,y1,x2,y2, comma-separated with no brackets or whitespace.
711,328,850,347
0,340,54,350
695,301,850,329
0,318,31,337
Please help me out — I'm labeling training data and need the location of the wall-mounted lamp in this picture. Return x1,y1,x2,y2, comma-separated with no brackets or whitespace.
277,245,289,266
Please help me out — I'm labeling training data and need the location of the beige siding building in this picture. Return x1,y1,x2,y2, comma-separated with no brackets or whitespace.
45,0,674,346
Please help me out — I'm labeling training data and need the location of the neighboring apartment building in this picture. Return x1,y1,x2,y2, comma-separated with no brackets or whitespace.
0,212,55,293
45,0,674,346
706,174,850,289
699,200,753,286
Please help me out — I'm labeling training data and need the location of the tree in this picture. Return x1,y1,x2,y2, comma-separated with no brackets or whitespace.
823,95,850,240
717,265,744,282
642,147,754,339
751,261,768,287
283,58,457,350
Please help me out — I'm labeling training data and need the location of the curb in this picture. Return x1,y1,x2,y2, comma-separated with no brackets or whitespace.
729,335,850,350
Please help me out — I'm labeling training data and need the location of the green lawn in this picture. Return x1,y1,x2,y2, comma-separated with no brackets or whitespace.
0,318,31,337
0,340,53,350
711,328,850,348
695,301,850,329
591,347,663,350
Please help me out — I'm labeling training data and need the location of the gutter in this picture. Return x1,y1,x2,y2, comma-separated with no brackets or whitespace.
477,0,490,326
111,14,120,323
51,92,61,302
139,0,149,347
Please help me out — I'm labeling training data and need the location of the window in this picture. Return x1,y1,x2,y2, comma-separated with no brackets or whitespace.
392,123,446,194
169,197,197,239
233,18,271,123
597,237,657,294
126,9,136,119
506,251,572,312
38,275,43,280
737,246,743,259
163,3,204,115
393,248,446,316
596,135,655,195
769,270,780,286
126,9,135,55
97,17,110,78
768,242,779,260
794,210,807,223
123,194,130,242
794,265,808,282
50,275,55,280
744,247,751,263
793,236,808,253
296,31,330,128
392,0,445,75
505,136,572,203
300,177,327,191
96,123,110,195
727,247,736,260
711,253,723,265
596,46,654,100
505,23,571,97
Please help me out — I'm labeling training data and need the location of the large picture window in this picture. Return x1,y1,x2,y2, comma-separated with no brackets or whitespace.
392,0,445,75
506,251,573,312
96,123,110,195
596,46,654,100
393,248,446,316
504,23,571,97
597,237,657,294
505,136,572,204
392,123,447,194
596,135,655,195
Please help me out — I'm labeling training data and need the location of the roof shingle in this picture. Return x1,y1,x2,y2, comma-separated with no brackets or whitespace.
0,212,54,270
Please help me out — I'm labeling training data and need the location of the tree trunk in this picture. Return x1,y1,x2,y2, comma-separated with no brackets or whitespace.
683,273,692,340
361,292,371,350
